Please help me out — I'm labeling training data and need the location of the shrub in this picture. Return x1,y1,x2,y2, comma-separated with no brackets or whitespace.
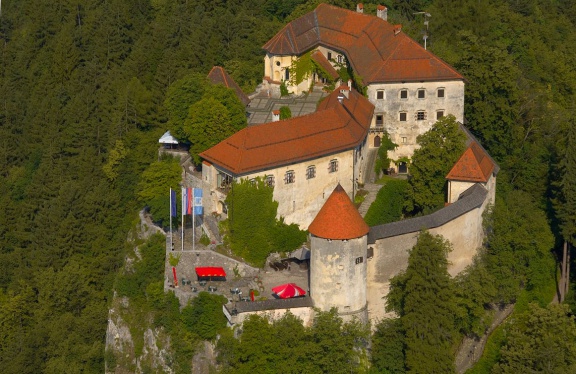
364,179,409,226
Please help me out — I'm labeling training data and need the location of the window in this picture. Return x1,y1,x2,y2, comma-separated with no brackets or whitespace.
399,112,407,121
375,114,383,126
367,247,374,259
337,55,343,63
284,170,295,184
416,111,426,120
437,110,444,120
417,89,426,99
275,61,281,66
266,175,275,187
400,89,408,99
376,90,384,100
284,69,290,81
355,257,363,264
437,88,445,98
328,159,338,173
402,137,407,144
306,166,316,179
327,52,332,60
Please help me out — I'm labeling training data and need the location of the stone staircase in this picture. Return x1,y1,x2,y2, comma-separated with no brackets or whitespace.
358,182,383,217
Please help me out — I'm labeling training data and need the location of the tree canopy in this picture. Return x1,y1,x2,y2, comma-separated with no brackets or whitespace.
405,114,466,215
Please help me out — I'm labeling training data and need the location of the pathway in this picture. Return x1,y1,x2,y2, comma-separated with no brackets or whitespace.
358,182,383,217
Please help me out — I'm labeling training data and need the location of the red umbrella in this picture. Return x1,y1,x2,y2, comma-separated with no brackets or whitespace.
272,283,306,299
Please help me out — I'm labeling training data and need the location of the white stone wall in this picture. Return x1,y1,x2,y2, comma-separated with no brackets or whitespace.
241,150,355,228
448,174,496,204
366,191,489,322
310,236,367,316
365,80,465,159
233,307,315,327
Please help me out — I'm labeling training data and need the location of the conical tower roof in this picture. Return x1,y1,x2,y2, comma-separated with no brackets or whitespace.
308,184,369,240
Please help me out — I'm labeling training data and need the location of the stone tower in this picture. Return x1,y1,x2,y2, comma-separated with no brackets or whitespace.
308,184,370,321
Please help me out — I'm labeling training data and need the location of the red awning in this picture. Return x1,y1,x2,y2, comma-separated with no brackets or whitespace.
195,267,226,278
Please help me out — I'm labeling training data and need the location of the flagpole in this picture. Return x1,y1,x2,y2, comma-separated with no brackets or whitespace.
193,191,196,252
170,188,173,250
181,188,185,251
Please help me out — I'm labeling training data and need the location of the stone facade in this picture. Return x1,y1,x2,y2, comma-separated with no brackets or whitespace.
310,235,368,321
366,80,465,159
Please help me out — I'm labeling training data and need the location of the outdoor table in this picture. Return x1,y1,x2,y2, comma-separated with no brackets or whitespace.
208,286,217,292
241,296,250,302
191,286,198,292
199,280,207,286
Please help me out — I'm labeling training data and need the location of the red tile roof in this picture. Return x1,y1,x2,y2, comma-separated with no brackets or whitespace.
310,50,339,80
446,141,495,182
207,66,251,106
262,4,463,84
199,87,374,175
308,184,369,239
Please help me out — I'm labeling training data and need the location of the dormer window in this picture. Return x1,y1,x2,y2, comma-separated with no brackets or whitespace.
400,89,408,99
417,89,426,99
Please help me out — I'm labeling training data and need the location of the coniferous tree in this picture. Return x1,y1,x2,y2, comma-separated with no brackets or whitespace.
387,231,458,374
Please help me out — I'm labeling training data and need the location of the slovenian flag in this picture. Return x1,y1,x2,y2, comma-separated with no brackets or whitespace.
186,188,192,215
170,189,177,217
193,188,203,215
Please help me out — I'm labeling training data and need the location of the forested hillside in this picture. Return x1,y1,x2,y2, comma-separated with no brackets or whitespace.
1,0,576,373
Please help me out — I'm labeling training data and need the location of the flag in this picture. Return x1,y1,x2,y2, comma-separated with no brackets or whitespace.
193,188,203,215
182,187,189,216
170,189,177,217
186,187,192,215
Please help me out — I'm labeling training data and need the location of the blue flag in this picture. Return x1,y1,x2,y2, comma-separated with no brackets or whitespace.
170,189,177,217
193,188,203,215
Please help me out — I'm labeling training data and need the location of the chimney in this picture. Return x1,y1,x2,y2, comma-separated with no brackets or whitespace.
356,3,363,13
339,86,349,99
272,110,280,122
377,5,388,21
393,25,402,35
337,95,345,104
348,79,352,90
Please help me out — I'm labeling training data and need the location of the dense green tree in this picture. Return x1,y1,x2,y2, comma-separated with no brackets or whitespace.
185,84,247,162
216,309,369,373
483,191,555,303
371,318,406,374
181,292,227,340
387,231,458,373
136,155,181,227
405,114,466,215
493,303,576,374
364,179,409,226
554,117,576,244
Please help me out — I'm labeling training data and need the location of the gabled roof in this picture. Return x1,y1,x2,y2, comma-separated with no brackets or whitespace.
446,141,496,183
310,50,339,80
199,87,374,175
308,184,369,240
159,130,179,144
263,4,463,84
207,66,251,106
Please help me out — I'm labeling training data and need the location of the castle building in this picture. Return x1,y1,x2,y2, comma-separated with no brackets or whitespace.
261,3,465,163
200,84,373,228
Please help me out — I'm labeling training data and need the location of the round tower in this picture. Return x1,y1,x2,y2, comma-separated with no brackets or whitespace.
308,184,370,321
